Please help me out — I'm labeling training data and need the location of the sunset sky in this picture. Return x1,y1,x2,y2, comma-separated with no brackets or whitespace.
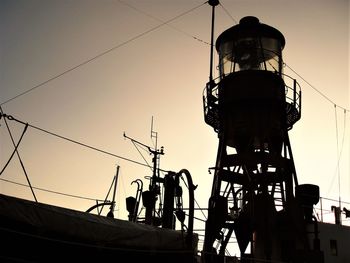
1,0,349,254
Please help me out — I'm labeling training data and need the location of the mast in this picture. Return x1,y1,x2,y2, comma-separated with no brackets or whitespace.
107,165,120,218
208,0,219,83
123,131,164,225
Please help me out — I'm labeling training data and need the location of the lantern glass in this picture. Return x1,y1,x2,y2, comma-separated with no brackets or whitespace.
218,36,283,77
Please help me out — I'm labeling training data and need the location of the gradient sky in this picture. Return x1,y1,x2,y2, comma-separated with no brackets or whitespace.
1,0,349,254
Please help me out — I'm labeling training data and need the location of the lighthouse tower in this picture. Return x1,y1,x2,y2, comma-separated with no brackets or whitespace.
202,15,322,263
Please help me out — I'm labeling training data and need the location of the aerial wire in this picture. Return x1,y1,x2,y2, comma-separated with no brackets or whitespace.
0,1,208,106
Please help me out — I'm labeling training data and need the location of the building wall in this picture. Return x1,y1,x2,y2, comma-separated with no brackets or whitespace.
307,222,350,263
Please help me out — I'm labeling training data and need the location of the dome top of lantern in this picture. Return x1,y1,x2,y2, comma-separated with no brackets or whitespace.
215,16,285,51
215,16,286,76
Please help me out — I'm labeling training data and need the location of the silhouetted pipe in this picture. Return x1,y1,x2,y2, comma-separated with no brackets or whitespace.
129,179,143,222
86,201,113,214
312,215,320,251
331,206,342,225
176,169,195,246
162,172,176,229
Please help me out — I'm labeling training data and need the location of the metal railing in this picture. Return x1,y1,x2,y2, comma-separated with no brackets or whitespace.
202,72,302,132
314,196,350,226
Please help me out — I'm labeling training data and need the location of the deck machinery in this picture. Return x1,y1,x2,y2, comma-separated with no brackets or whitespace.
202,9,323,263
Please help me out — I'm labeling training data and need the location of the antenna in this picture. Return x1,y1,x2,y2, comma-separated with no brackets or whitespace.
151,116,158,150
124,128,164,225
107,165,120,218
125,133,163,187
208,0,219,83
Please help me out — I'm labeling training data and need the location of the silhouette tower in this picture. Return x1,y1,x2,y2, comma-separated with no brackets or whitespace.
201,15,320,262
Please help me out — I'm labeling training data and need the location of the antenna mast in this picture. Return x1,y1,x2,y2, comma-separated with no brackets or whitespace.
209,0,219,83
107,165,120,218
151,116,158,151
124,128,164,225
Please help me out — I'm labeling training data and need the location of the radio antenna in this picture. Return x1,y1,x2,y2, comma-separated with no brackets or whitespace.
151,116,158,151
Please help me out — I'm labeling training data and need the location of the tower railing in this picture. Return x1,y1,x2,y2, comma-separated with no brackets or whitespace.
203,79,220,132
314,196,350,226
203,72,302,132
283,72,302,129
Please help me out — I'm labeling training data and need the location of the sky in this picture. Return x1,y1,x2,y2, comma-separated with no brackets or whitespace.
1,0,349,254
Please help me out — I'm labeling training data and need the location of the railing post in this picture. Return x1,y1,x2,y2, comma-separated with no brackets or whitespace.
293,79,296,107
320,197,323,222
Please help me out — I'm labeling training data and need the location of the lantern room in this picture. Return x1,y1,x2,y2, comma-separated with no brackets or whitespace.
216,16,285,77
203,15,301,148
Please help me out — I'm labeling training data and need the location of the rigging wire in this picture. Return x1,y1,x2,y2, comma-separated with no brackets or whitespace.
283,62,350,112
3,171,347,226
1,0,348,213
118,0,211,46
29,122,161,169
219,1,238,24
0,1,208,106
0,107,37,202
327,107,347,196
0,121,28,176
131,140,153,173
98,173,117,216
334,106,341,204
0,177,106,202
180,176,207,220
0,112,169,173
1,1,346,116
274,61,350,199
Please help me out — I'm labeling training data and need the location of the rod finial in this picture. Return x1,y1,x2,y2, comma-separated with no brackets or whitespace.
208,0,219,7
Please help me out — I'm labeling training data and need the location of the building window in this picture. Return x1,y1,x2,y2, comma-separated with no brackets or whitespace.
330,239,338,256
